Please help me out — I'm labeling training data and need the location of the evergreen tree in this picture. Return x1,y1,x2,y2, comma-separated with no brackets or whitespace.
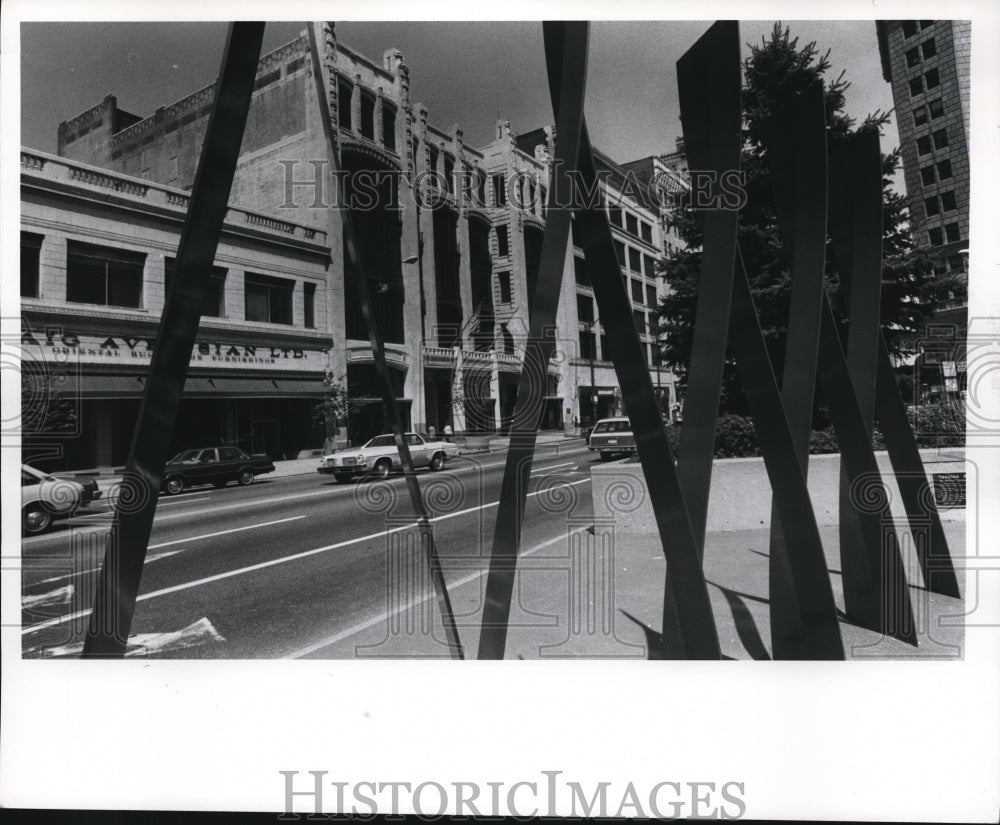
656,23,965,414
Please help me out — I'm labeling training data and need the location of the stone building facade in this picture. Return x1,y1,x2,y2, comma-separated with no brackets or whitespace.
25,23,679,467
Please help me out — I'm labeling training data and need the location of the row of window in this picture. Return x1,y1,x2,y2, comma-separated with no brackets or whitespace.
908,66,940,99
613,239,658,278
905,37,937,68
20,236,318,328
924,190,957,217
336,76,397,152
920,158,953,186
916,128,948,156
608,206,654,245
901,20,935,39
578,330,662,367
928,222,961,247
912,97,944,126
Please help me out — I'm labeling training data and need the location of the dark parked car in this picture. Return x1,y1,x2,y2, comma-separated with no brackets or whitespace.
162,447,274,494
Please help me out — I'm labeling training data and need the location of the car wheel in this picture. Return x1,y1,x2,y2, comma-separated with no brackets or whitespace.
373,459,391,479
165,476,185,495
23,504,52,535
599,451,612,461
429,451,446,471
238,468,255,486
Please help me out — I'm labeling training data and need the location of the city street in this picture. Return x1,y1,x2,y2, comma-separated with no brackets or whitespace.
20,442,596,659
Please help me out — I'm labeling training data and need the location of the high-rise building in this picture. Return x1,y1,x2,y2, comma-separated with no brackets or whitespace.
876,20,970,396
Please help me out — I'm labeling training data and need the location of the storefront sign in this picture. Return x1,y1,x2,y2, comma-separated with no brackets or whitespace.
21,327,330,372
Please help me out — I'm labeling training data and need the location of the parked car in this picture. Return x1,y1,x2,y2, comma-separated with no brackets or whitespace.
162,447,275,494
21,463,98,535
317,432,459,482
588,416,636,460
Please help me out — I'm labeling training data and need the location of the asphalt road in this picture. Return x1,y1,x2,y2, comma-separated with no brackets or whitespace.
21,442,597,659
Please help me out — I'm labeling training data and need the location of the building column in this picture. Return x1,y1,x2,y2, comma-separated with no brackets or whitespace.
351,74,362,133
39,235,66,302
490,349,501,433
147,255,167,315
228,270,246,322
292,279,305,327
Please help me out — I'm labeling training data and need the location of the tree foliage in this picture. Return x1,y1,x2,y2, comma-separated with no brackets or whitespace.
657,23,966,414
312,374,354,430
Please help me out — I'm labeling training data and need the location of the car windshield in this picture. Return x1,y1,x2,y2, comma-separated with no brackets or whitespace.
593,420,631,434
365,435,397,449
171,450,202,463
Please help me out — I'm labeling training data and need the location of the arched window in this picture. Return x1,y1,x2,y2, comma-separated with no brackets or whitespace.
360,91,376,140
337,77,353,130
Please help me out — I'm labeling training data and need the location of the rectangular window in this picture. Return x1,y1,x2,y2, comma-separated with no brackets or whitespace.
913,106,928,126
574,257,590,286
495,225,509,257
382,103,396,151
359,93,375,140
643,254,656,277
920,165,936,186
304,282,316,328
948,254,967,273
21,232,42,298
921,38,937,59
902,21,918,37
67,240,144,308
940,190,957,212
933,129,948,150
244,272,293,324
165,258,226,318
444,155,455,195
498,271,512,304
579,330,596,360
337,78,352,130
628,247,641,272
917,135,933,156
646,283,657,308
633,309,646,335
599,334,609,360
928,98,944,119
631,278,644,303
493,173,506,206
576,293,594,324
908,77,923,97
625,213,639,236
924,196,940,217
640,222,653,244
905,46,921,68
928,227,944,246
937,158,953,179
609,206,622,227
614,240,626,268
944,222,960,243
924,67,940,89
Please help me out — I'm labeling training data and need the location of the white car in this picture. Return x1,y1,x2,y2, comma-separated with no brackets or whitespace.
21,463,95,535
318,433,459,482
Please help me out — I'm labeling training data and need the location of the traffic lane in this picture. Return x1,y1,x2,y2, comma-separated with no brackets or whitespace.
19,450,595,622
115,472,595,659
21,468,594,657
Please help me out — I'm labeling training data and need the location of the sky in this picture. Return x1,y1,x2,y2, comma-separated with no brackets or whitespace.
19,20,903,190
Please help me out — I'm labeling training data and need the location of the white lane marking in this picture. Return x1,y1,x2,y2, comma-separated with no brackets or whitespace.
22,584,73,609
530,461,576,474
23,516,306,590
21,480,591,635
287,524,592,658
24,617,225,659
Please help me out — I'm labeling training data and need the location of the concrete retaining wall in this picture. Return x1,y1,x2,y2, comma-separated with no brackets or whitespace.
591,449,969,532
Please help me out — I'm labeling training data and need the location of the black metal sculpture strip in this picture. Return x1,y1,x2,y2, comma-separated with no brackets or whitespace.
306,23,464,658
562,50,722,660
828,136,917,639
476,22,591,659
729,249,846,659
763,80,834,658
674,21,742,556
82,23,266,656
874,337,960,597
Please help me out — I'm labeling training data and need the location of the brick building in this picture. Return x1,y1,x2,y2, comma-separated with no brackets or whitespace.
23,23,679,468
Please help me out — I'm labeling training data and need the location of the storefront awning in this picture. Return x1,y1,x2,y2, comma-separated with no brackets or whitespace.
78,375,326,398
